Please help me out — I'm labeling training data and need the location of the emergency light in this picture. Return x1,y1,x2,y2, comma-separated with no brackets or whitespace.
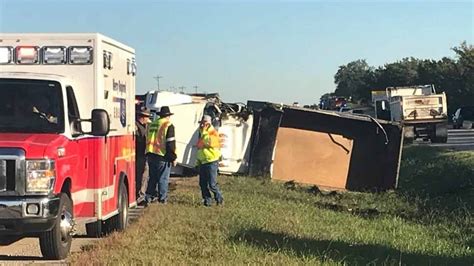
68,46,93,64
131,58,137,76
16,46,39,64
42,46,66,64
103,50,113,69
0,46,13,64
127,58,137,76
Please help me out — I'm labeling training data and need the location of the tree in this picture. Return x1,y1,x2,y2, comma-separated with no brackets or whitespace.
375,57,420,88
334,59,373,100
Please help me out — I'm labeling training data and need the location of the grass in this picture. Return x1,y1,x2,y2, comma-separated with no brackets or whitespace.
70,146,473,265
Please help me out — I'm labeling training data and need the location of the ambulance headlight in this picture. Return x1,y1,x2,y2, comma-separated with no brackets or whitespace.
16,46,39,64
0,46,13,64
26,160,56,194
68,46,93,64
43,46,67,64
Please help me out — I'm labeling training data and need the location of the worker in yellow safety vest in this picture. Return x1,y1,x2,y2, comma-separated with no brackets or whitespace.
144,106,177,204
196,115,223,207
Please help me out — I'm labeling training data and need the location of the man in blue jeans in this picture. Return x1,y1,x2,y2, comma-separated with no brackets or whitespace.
145,106,177,204
196,115,223,207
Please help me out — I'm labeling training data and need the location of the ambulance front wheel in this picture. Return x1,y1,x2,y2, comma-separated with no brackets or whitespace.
39,193,73,260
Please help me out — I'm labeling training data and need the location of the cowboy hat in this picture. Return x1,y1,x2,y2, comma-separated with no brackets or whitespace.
137,106,151,117
158,106,174,117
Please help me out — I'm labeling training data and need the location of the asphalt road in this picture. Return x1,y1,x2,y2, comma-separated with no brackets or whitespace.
0,206,144,265
413,128,474,151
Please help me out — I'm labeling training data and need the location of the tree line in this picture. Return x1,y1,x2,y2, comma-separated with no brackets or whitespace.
328,42,473,114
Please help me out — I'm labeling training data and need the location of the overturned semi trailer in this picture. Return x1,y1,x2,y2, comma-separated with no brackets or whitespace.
247,102,404,191
143,91,253,175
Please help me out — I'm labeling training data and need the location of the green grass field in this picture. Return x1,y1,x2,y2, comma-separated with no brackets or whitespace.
70,146,473,265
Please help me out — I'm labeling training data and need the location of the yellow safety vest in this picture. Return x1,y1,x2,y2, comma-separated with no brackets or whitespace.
196,125,221,165
146,118,171,156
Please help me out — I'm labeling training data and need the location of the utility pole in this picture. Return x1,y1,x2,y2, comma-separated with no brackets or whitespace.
178,86,186,93
153,75,163,91
193,85,198,94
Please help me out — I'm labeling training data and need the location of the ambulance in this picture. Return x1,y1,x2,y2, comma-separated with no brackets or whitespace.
0,33,136,259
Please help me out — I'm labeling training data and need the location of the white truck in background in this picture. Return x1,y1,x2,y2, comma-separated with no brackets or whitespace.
372,85,448,143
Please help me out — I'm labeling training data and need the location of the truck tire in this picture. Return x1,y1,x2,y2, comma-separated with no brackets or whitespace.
403,126,415,144
39,193,73,260
105,182,129,232
432,123,448,143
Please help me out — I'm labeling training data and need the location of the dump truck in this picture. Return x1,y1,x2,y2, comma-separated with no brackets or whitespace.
0,33,137,259
372,85,448,143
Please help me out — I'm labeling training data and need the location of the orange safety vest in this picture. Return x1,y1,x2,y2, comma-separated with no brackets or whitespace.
146,118,171,156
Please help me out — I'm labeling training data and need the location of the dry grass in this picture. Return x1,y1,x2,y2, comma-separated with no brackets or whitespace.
69,147,474,265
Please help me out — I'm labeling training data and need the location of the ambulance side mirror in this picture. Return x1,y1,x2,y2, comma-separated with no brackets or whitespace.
90,109,110,136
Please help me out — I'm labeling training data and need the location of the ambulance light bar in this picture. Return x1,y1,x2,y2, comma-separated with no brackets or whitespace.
68,46,93,64
0,47,13,64
42,46,67,64
0,45,94,65
16,46,39,64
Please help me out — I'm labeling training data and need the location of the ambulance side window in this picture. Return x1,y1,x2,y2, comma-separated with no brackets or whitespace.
66,86,82,135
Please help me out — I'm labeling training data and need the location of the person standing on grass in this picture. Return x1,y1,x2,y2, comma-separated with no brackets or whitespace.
145,106,177,204
135,106,152,203
196,115,224,207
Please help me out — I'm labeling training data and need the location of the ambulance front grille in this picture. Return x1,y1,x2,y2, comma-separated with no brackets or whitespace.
0,149,25,194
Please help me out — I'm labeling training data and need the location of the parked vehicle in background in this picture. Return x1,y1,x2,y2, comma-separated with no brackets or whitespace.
372,85,448,143
339,106,352,112
334,97,347,110
350,107,376,117
452,106,474,129
0,33,137,259
320,95,347,111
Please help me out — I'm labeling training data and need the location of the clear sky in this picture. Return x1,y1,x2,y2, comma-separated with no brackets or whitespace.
0,0,472,105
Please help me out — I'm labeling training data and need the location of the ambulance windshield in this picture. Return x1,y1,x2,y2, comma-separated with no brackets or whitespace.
0,79,65,133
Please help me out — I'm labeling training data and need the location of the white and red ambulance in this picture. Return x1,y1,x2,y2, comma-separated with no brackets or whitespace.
0,33,136,259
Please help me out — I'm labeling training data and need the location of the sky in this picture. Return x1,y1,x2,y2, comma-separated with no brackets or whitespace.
0,0,472,105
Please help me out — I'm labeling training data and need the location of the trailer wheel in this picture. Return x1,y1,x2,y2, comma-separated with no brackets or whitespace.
106,182,129,232
39,193,73,260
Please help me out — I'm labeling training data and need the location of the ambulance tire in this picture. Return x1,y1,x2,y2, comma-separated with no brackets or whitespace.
106,182,129,232
39,193,73,260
